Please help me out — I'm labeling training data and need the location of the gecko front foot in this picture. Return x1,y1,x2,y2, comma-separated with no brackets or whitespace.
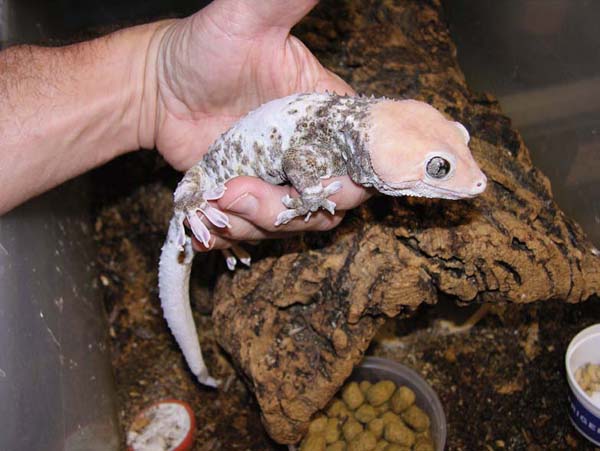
275,182,342,226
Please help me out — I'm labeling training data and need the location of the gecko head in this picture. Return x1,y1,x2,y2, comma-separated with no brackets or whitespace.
367,99,487,200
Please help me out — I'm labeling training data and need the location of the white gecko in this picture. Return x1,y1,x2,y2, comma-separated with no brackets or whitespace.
158,92,487,387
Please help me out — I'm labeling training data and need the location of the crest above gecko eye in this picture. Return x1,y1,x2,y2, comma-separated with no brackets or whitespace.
426,156,451,179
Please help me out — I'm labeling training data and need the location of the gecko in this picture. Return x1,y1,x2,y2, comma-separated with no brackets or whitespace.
158,92,487,387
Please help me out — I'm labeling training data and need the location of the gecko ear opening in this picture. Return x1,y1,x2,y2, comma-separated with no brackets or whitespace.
453,121,470,144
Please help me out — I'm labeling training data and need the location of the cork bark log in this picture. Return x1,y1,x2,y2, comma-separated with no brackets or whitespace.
211,0,600,444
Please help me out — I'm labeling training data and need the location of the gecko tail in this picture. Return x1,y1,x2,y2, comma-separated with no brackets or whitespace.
158,214,219,388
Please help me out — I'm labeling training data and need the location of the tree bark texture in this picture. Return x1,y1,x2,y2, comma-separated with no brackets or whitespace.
211,0,600,444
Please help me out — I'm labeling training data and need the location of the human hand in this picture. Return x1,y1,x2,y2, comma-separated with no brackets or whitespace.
150,0,353,169
143,0,372,250
202,177,373,250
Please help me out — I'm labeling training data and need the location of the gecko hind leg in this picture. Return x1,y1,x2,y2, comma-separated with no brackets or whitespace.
276,181,343,226
222,244,251,271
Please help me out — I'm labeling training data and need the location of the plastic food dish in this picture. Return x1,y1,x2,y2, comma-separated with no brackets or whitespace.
127,399,196,451
351,356,447,451
565,323,600,446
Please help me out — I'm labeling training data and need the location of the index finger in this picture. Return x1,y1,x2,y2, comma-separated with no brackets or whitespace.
216,175,373,232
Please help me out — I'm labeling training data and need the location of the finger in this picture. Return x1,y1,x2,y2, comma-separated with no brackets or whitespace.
191,233,230,252
222,206,345,236
221,175,373,214
190,205,344,252
192,214,344,252
191,233,261,252
239,0,318,31
284,37,356,96
216,176,369,232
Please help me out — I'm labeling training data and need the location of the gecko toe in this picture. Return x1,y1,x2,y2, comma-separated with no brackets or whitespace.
282,195,301,209
204,185,226,201
173,212,188,249
201,204,230,228
187,211,212,247
231,244,251,267
322,199,337,215
324,181,343,196
275,209,300,226
222,249,237,271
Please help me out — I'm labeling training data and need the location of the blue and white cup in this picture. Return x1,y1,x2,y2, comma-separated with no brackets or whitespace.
565,323,600,446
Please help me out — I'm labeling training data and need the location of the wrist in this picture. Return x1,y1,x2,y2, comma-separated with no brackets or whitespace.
135,20,178,151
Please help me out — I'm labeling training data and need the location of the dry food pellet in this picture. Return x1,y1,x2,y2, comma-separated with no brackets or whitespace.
326,441,347,451
367,418,384,439
360,381,372,393
302,378,435,451
366,381,396,406
390,386,415,413
325,418,341,444
415,429,431,440
383,444,410,451
343,382,365,410
301,433,327,451
383,420,415,447
374,401,390,416
401,405,430,432
309,416,329,434
342,418,363,441
347,430,377,451
355,404,377,423
380,411,403,426
328,400,352,420
413,437,435,451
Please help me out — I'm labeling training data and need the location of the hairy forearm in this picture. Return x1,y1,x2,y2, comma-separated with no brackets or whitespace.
0,21,171,213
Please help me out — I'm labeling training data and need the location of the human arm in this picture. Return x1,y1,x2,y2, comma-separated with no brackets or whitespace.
0,22,170,213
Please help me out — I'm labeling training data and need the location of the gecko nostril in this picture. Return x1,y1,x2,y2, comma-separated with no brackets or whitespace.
474,177,487,194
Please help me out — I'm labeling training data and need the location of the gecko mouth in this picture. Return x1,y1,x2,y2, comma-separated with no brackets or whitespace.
420,182,479,199
381,180,477,200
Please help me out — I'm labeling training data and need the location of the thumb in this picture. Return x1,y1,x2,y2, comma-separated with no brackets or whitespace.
204,0,318,37
249,0,319,30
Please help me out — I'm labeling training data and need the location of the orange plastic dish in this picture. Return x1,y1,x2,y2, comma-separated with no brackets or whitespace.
127,399,196,451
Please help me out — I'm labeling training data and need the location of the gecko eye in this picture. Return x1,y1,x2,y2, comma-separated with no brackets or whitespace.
426,156,451,179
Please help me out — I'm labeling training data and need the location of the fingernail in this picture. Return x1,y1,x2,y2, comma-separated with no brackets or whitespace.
224,193,259,216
